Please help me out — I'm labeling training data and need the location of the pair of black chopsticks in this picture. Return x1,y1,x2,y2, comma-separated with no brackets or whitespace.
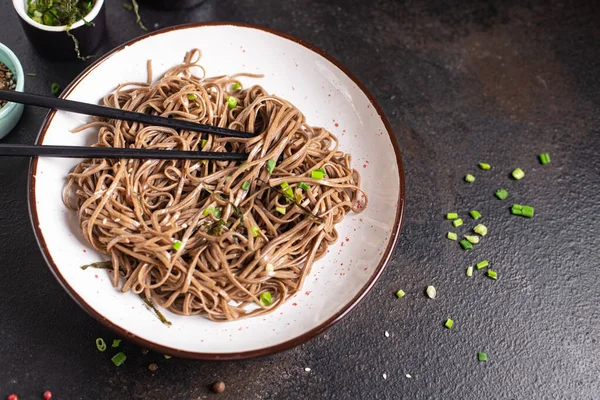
0,89,252,161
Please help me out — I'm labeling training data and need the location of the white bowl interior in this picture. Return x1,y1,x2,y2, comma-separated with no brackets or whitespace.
32,25,401,356
13,0,104,32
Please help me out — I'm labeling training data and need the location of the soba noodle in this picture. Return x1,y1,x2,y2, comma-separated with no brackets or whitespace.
64,49,367,322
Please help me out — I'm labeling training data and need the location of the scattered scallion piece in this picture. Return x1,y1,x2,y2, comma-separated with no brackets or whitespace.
231,82,242,90
266,159,276,174
425,285,437,299
539,152,551,165
512,168,525,180
395,289,405,298
447,232,458,241
473,224,488,236
521,205,534,218
276,206,286,215
96,338,107,352
452,218,463,227
495,189,509,200
476,260,489,270
446,212,459,220
112,339,121,348
465,235,480,244
311,170,324,180
466,266,473,277
444,319,454,329
172,240,182,251
251,226,260,238
241,181,250,191
200,139,208,148
111,352,127,366
487,270,497,280
27,72,37,77
259,291,272,306
164,354,172,359
265,263,274,274
123,3,133,11
465,174,475,183
460,239,473,250
298,182,310,191
226,96,237,109
187,93,197,101
479,162,491,170
469,210,481,219
51,82,60,96
478,352,488,362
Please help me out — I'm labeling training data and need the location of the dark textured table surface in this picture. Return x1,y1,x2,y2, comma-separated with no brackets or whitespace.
1,0,600,398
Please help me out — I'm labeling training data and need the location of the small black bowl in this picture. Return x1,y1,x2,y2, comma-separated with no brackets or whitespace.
139,0,205,10
12,0,106,61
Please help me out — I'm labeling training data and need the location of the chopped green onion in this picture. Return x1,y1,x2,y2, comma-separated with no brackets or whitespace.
395,289,405,298
111,352,127,366
96,338,107,352
232,82,242,90
51,82,60,96
476,260,489,269
259,291,272,306
280,182,293,199
425,285,437,299
470,210,481,219
164,354,172,359
27,72,37,77
466,266,473,277
495,189,509,200
452,218,463,227
444,319,454,329
226,96,237,109
299,182,310,191
265,263,274,274
266,159,276,174
172,240,182,251
539,152,551,165
225,176,231,182
445,212,459,220
478,352,488,362
251,226,260,238
311,170,324,180
465,235,480,244
112,339,121,348
473,224,488,236
487,270,497,280
187,93,197,101
465,174,476,183
479,162,491,170
521,205,534,218
241,181,250,191
200,139,208,148
203,205,220,218
447,232,458,241
459,239,473,250
276,206,286,215
123,3,133,11
315,168,326,174
512,168,525,180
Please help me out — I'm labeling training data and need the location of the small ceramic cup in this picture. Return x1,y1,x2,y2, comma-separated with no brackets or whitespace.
139,0,205,10
12,0,106,61
0,42,24,140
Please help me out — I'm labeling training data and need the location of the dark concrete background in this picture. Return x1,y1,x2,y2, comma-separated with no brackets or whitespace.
1,0,599,398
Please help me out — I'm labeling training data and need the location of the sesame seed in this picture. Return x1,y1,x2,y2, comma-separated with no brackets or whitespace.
382,373,387,379
304,367,311,372
406,374,412,379
384,331,390,337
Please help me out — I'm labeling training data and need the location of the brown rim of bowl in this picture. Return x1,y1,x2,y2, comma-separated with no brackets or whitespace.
27,22,406,361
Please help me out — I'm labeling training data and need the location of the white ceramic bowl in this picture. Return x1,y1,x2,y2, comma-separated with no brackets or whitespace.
29,23,405,360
